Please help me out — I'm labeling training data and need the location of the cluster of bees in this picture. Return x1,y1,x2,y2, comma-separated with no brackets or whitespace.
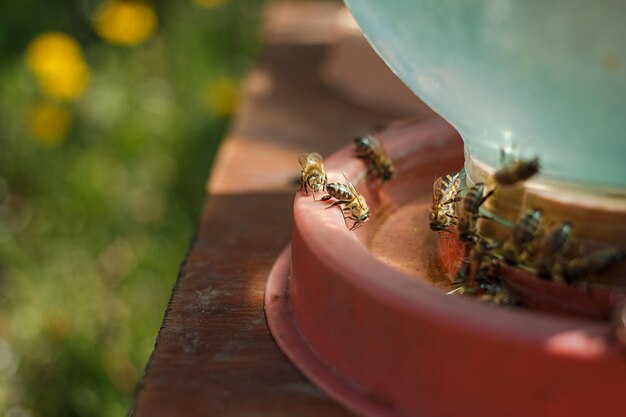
298,135,394,230
430,158,626,348
429,156,626,304
299,134,626,345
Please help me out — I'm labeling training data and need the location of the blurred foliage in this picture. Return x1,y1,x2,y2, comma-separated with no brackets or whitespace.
0,0,264,415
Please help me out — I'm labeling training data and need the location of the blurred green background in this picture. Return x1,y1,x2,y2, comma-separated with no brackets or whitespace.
0,0,264,415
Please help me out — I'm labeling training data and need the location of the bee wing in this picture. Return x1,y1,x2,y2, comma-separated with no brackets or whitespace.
450,171,461,187
358,194,369,213
298,153,309,168
299,152,323,167
340,172,366,211
443,172,462,202
341,172,358,195
367,135,382,150
432,176,444,203
440,172,458,189
308,152,323,164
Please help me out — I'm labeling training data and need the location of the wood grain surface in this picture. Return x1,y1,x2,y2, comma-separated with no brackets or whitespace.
132,2,434,415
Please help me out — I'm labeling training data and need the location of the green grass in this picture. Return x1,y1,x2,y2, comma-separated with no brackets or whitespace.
0,1,264,415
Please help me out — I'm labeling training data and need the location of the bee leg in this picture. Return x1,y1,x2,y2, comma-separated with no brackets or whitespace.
453,242,475,284
325,200,350,209
320,194,332,202
446,285,463,295
339,212,352,230
447,282,476,296
324,200,341,208
350,221,364,231
345,214,363,231
479,188,495,206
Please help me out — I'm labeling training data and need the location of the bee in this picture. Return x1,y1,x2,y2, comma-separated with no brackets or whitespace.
457,182,494,243
451,241,517,306
354,135,395,181
455,236,500,284
298,152,327,199
534,222,572,279
475,258,502,286
493,156,540,186
502,208,543,265
429,172,462,232
321,179,371,231
562,247,625,285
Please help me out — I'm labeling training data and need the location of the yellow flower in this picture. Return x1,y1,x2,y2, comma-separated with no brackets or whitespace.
93,0,157,46
204,77,241,116
29,101,71,146
26,32,89,101
193,0,229,8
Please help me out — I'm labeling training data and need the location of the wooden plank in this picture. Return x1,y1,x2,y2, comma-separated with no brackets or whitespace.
133,193,351,416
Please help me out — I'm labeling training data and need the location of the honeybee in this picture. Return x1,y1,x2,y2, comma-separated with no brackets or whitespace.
321,179,370,231
493,156,540,186
457,182,494,242
562,247,625,285
451,240,517,306
534,222,572,279
429,172,462,232
455,236,500,284
502,208,543,265
354,135,395,181
298,152,327,199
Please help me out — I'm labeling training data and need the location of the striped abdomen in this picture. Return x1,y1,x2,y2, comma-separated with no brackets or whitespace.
325,182,355,201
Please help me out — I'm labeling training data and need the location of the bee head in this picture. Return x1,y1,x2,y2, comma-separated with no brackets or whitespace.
526,158,540,174
354,136,371,149
308,174,324,191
